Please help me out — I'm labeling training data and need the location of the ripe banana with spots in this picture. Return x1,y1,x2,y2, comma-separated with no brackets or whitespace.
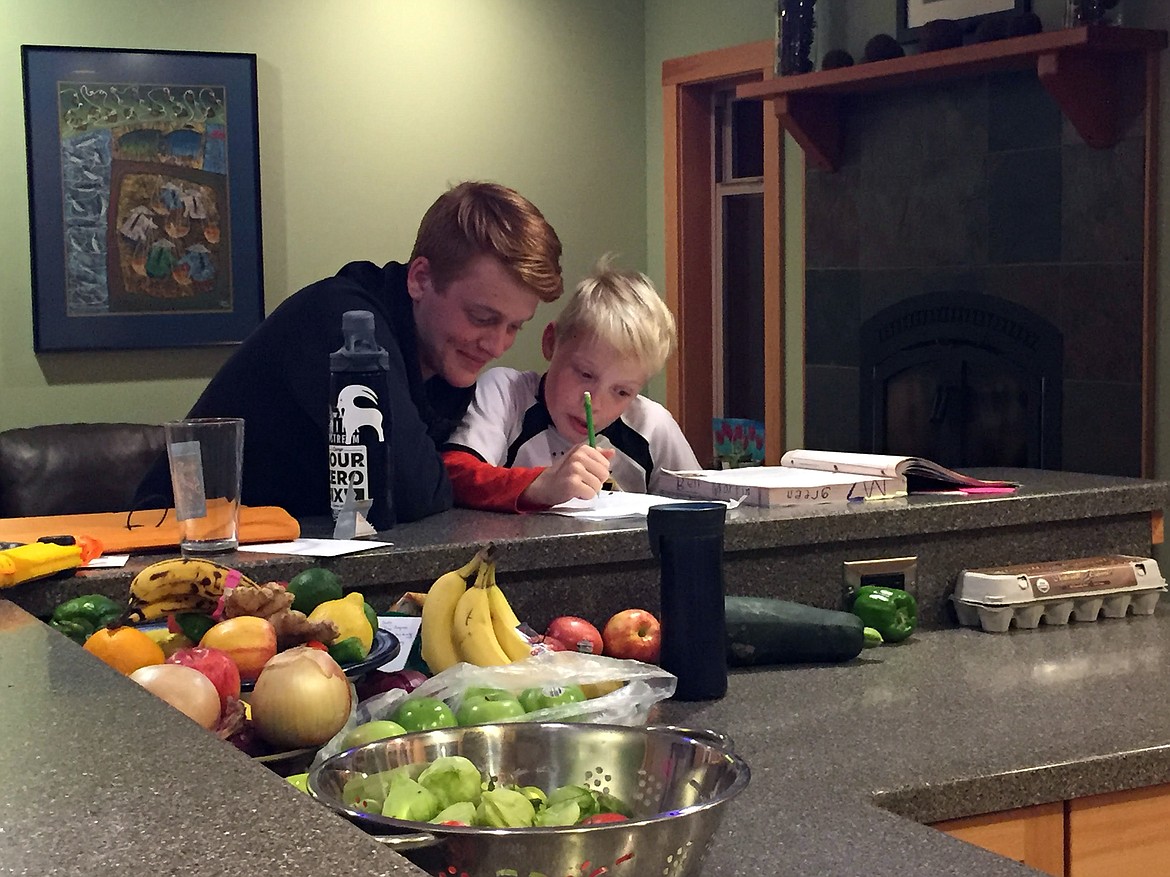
452,562,512,667
128,557,256,621
486,565,535,662
421,546,489,673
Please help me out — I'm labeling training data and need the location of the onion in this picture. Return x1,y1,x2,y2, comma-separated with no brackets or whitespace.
248,647,353,749
130,664,221,730
355,668,428,702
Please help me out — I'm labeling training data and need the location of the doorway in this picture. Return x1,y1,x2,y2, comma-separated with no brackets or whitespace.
662,40,784,465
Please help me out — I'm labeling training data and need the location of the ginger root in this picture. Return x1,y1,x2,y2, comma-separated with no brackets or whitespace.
223,581,293,619
268,609,339,650
223,581,338,649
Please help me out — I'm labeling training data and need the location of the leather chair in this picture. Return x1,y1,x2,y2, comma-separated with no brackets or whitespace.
0,423,166,518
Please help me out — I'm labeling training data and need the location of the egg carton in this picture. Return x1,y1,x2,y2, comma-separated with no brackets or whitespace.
952,554,1166,634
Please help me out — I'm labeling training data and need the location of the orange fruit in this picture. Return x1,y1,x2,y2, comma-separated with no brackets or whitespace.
83,626,166,675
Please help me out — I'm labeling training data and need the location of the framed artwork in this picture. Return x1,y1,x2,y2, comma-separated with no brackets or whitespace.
713,418,765,469
898,0,1031,42
21,45,264,351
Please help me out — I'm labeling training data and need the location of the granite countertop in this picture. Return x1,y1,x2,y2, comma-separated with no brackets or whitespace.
7,596,1170,876
8,468,1169,622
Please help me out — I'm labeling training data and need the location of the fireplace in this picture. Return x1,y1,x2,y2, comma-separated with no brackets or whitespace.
859,291,1062,469
801,68,1145,478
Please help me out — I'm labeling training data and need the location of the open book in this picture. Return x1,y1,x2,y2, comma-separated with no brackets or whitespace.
778,450,1018,493
664,450,1017,508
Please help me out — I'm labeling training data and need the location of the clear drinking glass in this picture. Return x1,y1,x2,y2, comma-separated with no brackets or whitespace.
164,417,244,555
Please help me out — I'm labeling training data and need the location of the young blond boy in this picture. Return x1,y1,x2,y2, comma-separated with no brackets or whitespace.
441,258,699,511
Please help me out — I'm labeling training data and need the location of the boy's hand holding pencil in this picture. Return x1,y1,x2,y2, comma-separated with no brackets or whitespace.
518,392,615,508
585,392,618,492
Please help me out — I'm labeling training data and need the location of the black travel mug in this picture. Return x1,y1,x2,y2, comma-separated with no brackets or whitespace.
647,501,728,701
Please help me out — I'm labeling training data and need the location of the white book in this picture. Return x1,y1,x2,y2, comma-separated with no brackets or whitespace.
662,464,905,508
664,449,1016,508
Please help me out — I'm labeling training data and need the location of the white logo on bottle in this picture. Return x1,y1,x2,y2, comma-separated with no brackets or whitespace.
335,384,384,442
329,383,384,509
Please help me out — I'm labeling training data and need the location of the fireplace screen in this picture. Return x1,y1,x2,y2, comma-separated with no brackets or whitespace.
860,291,1062,469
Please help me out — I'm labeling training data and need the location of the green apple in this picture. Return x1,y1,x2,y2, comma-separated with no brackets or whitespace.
456,691,526,726
343,719,409,749
286,772,310,793
461,686,515,700
392,696,457,732
518,684,587,713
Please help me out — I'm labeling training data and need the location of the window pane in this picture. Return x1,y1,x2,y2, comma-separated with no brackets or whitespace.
722,192,765,421
731,99,764,179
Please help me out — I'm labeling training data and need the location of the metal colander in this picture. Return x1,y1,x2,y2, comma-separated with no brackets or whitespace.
307,722,750,877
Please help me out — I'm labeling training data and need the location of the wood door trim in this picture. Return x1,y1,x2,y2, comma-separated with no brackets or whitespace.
662,39,784,464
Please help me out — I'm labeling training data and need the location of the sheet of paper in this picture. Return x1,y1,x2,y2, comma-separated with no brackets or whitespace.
376,615,421,672
545,491,737,520
83,554,130,569
241,538,392,557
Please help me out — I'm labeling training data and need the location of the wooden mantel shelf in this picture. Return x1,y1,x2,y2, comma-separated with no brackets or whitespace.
737,26,1168,172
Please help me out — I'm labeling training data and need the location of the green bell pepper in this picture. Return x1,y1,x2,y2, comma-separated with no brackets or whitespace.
851,586,917,643
48,593,125,644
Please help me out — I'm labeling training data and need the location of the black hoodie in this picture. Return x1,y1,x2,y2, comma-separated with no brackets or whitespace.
135,261,473,523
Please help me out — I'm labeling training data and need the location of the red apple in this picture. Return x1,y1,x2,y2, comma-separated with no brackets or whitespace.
545,616,604,655
602,609,662,663
166,646,241,713
529,634,569,655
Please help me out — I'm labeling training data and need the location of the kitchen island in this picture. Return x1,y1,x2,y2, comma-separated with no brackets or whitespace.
7,468,1168,632
7,597,1170,876
5,468,1170,875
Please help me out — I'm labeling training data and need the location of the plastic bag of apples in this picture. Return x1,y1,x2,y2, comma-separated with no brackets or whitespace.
315,652,677,766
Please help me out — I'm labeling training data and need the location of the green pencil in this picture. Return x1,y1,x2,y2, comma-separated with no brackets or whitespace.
583,391,596,447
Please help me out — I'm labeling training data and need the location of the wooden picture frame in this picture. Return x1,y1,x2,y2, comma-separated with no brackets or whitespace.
898,0,1031,43
21,45,264,351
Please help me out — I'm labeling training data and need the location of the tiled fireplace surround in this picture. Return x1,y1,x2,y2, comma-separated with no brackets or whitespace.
803,69,1145,477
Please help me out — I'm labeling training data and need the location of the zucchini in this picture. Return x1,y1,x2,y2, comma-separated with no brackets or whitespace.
725,596,865,665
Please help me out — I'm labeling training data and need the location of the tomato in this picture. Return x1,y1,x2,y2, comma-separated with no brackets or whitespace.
456,691,526,726
580,813,629,825
304,640,328,651
391,696,457,732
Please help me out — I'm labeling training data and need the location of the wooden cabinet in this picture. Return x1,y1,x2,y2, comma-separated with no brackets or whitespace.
934,802,1064,876
932,782,1170,876
1066,783,1170,876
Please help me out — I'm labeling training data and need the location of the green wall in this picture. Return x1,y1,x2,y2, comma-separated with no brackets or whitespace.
0,0,646,429
6,0,1170,487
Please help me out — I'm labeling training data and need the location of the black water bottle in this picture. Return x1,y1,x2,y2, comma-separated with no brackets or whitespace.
328,310,394,530
647,502,728,701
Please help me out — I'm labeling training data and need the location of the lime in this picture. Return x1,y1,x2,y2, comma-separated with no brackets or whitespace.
287,568,343,615
328,636,366,665
173,612,217,644
361,598,378,637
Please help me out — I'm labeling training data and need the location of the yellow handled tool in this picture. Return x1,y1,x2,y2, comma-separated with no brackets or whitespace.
0,536,103,589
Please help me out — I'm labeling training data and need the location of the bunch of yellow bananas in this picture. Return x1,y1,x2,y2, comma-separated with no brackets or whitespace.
128,557,257,621
421,545,534,673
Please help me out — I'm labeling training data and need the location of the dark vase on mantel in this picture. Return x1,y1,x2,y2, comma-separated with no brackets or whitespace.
1065,0,1123,26
777,0,817,75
